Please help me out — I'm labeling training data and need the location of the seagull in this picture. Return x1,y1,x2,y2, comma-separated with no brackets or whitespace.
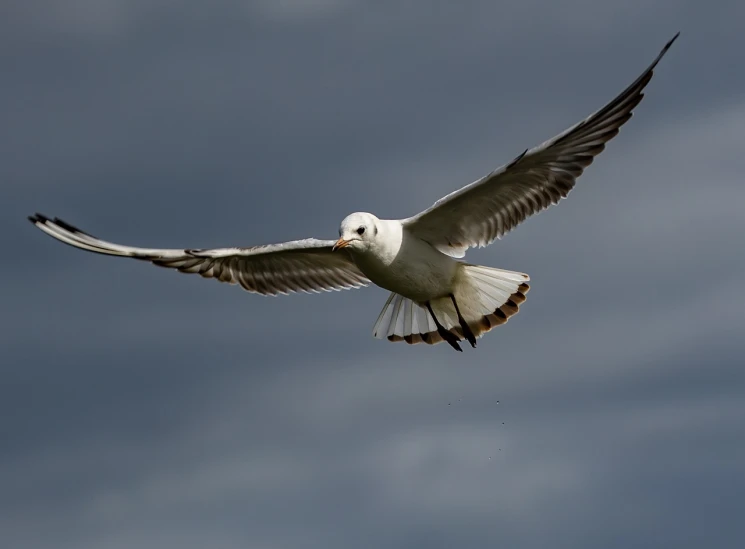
29,34,678,352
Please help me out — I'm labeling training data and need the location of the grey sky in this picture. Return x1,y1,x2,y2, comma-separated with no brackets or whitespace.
2,1,745,548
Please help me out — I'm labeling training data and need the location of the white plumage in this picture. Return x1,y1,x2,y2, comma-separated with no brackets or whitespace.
29,34,678,351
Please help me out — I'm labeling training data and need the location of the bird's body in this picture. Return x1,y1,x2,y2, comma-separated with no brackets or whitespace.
29,34,679,351
346,218,458,302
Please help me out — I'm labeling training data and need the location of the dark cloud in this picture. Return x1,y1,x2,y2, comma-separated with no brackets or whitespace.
2,1,744,548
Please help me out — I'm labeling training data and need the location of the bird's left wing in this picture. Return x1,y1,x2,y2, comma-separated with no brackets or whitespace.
402,33,679,258
29,214,369,295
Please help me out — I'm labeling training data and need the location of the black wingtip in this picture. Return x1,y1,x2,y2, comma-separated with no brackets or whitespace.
646,32,680,72
29,213,48,225
52,217,84,234
662,32,680,54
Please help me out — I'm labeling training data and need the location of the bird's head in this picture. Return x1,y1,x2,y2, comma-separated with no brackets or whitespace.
334,212,379,252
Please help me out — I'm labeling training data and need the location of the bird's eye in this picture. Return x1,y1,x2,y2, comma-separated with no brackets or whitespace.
356,226,365,235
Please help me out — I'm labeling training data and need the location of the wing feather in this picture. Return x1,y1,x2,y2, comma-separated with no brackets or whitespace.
29,214,369,296
403,33,679,257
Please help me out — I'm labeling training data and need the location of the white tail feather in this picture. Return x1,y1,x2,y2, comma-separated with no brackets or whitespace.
372,264,530,345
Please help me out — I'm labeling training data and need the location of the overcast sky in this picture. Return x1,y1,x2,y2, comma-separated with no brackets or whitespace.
2,2,745,548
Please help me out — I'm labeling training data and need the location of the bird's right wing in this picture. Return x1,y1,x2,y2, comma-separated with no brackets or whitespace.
402,33,679,258
29,214,370,296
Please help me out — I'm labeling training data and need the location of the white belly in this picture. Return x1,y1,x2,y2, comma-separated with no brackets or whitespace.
351,230,459,302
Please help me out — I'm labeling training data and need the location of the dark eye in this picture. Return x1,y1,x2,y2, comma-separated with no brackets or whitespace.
356,226,365,235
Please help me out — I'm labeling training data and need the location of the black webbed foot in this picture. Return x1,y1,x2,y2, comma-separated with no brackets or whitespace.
438,326,463,352
450,294,477,348
426,301,463,352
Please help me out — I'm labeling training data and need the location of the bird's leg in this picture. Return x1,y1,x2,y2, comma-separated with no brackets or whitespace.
426,301,462,352
449,293,477,348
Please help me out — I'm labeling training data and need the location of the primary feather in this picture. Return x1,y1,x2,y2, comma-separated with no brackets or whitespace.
403,33,679,258
28,214,369,296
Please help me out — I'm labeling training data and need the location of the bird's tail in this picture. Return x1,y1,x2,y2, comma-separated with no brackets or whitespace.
372,264,530,345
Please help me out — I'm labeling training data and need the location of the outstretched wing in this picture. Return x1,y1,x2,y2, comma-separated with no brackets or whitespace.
403,33,679,258
29,214,369,296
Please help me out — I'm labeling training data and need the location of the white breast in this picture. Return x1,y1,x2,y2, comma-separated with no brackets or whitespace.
351,220,459,302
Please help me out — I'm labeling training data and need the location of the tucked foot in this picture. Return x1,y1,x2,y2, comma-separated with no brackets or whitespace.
438,326,463,352
426,300,463,352
460,321,477,348
450,294,477,348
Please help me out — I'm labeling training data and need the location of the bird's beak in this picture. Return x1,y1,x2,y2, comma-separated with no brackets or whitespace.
332,238,351,251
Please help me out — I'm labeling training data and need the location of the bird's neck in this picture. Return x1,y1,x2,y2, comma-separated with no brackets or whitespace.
366,219,402,263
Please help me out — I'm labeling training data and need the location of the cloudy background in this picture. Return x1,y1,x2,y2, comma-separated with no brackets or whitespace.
3,1,745,548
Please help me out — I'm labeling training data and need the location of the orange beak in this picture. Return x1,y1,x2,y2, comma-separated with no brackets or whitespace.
332,238,351,251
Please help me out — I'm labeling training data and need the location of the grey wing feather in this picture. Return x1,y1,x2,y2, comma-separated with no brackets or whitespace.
403,33,679,257
29,214,369,296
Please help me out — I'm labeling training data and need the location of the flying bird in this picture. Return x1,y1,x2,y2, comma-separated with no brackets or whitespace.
29,34,679,352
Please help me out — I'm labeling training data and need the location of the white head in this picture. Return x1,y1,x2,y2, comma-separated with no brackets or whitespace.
333,212,379,252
